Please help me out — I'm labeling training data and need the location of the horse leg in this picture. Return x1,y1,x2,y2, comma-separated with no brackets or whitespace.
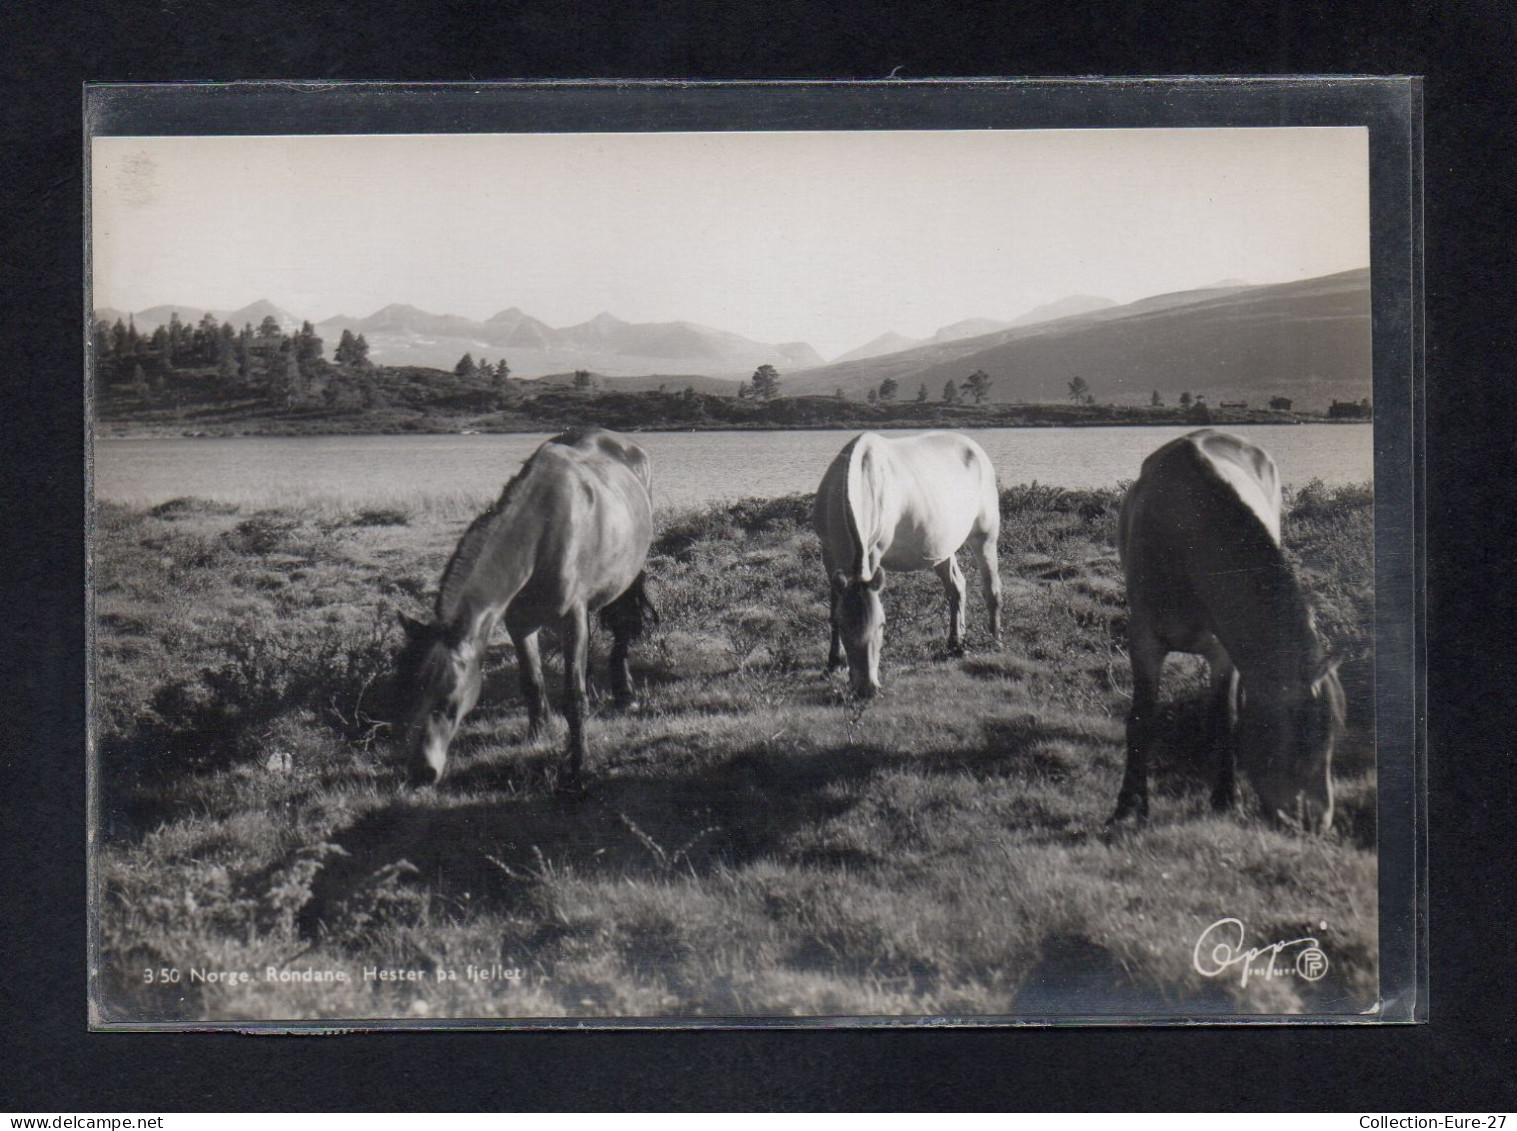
510,627,548,742
560,605,591,785
970,528,1002,644
822,551,844,673
1112,625,1164,824
934,556,967,655
608,623,637,711
1203,648,1240,812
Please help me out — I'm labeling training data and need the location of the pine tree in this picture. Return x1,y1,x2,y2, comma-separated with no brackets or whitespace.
268,342,300,407
92,321,113,375
962,369,992,405
455,353,477,378
1068,376,1090,403
295,321,323,364
197,312,222,363
942,380,959,405
879,377,899,402
916,383,928,403
750,364,780,400
1150,390,1163,407
166,312,184,366
237,326,253,385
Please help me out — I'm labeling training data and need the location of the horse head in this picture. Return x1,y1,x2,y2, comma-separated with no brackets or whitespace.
393,611,483,784
1239,656,1344,834
832,568,886,699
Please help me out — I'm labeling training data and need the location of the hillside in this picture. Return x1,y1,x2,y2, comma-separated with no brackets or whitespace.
829,296,1117,365
789,270,1370,409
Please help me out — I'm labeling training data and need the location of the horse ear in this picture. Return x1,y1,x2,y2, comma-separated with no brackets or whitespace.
398,611,427,637
866,570,886,592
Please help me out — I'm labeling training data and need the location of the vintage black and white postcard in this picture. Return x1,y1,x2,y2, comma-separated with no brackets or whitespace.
86,81,1423,1028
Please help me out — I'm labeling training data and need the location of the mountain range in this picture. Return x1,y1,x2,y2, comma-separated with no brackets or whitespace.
786,269,1371,407
93,268,1370,407
95,294,1130,378
93,299,304,335
310,307,824,378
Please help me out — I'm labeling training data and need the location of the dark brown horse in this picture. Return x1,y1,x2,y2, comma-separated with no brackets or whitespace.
1112,429,1343,832
394,428,656,785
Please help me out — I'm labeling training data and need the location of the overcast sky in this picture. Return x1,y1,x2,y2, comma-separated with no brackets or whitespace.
91,128,1368,360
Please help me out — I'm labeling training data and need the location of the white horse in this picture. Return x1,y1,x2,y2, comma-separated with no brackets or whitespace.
813,431,1002,697
1113,429,1343,832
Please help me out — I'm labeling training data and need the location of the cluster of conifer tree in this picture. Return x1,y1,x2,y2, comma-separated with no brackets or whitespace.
93,312,378,411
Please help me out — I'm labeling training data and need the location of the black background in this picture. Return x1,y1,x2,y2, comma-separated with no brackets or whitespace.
3,0,1513,1111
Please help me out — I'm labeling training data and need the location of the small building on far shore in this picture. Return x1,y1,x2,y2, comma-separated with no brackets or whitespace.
1329,398,1373,420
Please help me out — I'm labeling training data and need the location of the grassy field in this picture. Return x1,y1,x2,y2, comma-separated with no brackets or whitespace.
91,477,1377,1024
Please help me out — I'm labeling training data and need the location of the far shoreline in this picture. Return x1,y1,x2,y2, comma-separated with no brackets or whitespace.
95,410,1373,442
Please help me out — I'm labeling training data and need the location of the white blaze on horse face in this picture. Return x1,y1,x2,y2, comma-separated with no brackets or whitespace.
408,641,482,784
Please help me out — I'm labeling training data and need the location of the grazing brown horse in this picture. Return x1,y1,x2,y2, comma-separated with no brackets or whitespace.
1112,429,1343,832
394,428,656,785
813,430,1002,698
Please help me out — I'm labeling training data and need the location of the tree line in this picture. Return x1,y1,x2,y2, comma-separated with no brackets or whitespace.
94,312,380,411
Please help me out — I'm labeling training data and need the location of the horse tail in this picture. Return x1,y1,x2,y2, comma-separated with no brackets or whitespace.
599,570,660,639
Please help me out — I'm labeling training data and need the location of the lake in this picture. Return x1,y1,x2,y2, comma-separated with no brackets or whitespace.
93,425,1374,512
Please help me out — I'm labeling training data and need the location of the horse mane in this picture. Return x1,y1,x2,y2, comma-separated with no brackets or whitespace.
391,620,451,722
1185,442,1326,681
435,463,530,620
842,435,867,578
